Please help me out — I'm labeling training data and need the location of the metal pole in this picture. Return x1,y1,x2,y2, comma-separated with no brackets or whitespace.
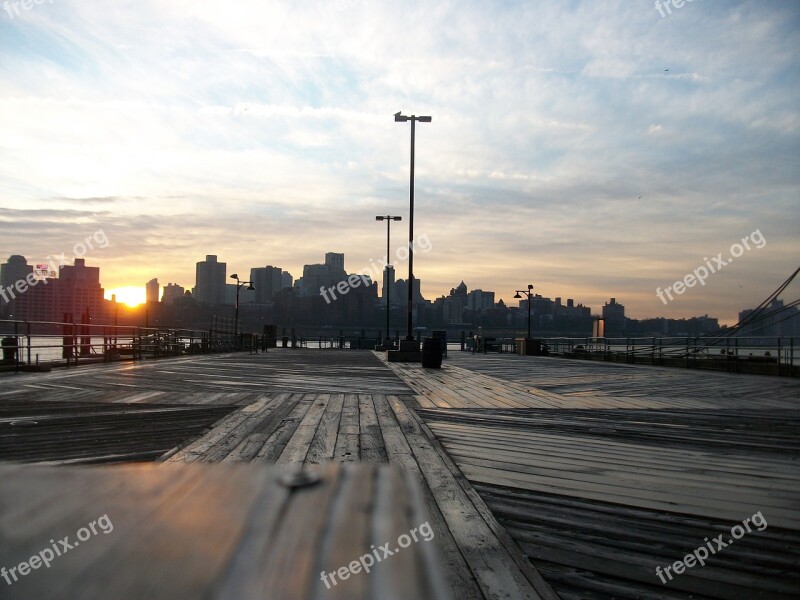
407,118,415,341
386,217,391,342
527,292,531,340
234,283,240,349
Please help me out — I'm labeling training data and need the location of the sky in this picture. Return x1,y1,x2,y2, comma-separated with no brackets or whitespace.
0,0,798,323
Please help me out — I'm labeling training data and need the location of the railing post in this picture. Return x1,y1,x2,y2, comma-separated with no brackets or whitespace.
777,336,781,376
686,337,690,369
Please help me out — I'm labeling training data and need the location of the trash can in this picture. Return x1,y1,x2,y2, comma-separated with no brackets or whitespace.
422,337,443,369
1,336,18,363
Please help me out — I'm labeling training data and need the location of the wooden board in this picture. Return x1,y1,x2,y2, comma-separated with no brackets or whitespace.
0,462,450,600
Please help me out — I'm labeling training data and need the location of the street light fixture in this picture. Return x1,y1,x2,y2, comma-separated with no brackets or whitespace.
513,284,534,340
230,273,255,349
394,111,432,342
376,215,402,347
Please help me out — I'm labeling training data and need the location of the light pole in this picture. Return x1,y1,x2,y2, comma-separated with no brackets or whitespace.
395,111,431,342
376,215,402,346
513,284,534,340
230,274,255,349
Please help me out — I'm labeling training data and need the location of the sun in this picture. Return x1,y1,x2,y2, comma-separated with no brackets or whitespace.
105,287,146,307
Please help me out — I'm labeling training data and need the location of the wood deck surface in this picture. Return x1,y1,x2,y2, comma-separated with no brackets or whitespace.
384,351,800,600
0,350,555,600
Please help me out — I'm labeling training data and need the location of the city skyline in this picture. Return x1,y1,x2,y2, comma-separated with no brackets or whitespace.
0,250,762,328
1,1,798,325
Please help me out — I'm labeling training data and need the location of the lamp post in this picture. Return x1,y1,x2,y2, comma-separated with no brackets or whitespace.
513,284,534,340
230,274,255,349
394,111,431,342
376,215,402,346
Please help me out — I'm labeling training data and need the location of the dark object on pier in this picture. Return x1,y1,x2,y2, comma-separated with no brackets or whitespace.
422,337,443,369
1,336,18,363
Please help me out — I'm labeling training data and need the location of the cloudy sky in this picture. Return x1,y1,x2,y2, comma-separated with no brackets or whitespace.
1,0,798,323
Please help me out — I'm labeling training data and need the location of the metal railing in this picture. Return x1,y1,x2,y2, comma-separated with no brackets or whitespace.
543,336,797,376
0,318,263,371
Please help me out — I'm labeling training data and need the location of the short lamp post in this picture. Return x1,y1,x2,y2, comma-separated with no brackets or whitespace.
230,274,255,349
376,214,402,346
513,284,534,340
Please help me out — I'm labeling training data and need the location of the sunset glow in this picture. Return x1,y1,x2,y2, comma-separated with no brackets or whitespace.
106,287,146,308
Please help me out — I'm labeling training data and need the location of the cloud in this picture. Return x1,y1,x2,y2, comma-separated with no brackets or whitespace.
0,0,798,324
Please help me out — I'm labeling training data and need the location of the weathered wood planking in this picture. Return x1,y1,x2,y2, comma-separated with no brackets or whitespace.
386,350,800,599
0,462,450,600
1,349,554,600
0,398,235,464
446,352,800,408
165,391,553,600
0,349,412,397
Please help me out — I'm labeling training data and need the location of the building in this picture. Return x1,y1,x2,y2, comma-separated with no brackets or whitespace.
325,252,344,271
250,266,283,304
162,283,185,305
146,278,159,303
225,283,257,306
13,277,58,322
295,254,347,297
738,299,800,337
602,297,626,335
466,289,495,313
281,271,293,290
194,255,226,305
57,259,107,323
0,255,33,316
393,276,425,306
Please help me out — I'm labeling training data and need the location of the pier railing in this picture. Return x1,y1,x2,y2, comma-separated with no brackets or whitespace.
0,318,268,371
543,336,797,376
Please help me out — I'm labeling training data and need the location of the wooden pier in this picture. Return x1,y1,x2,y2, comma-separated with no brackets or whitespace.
1,349,799,599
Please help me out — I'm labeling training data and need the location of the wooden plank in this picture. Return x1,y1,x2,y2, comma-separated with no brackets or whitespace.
387,395,560,600
333,393,360,463
305,393,345,465
358,394,388,463
382,394,550,600
223,393,301,462
253,394,316,464
276,394,330,465
371,394,485,599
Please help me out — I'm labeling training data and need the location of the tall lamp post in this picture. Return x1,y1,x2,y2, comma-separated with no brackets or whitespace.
513,284,534,340
394,111,431,342
376,215,402,346
230,274,255,349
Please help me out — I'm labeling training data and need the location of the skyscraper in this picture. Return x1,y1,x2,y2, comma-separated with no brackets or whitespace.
195,255,226,305
602,297,626,335
0,255,33,315
325,252,344,271
162,283,185,305
58,259,107,322
146,278,159,303
250,266,283,304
